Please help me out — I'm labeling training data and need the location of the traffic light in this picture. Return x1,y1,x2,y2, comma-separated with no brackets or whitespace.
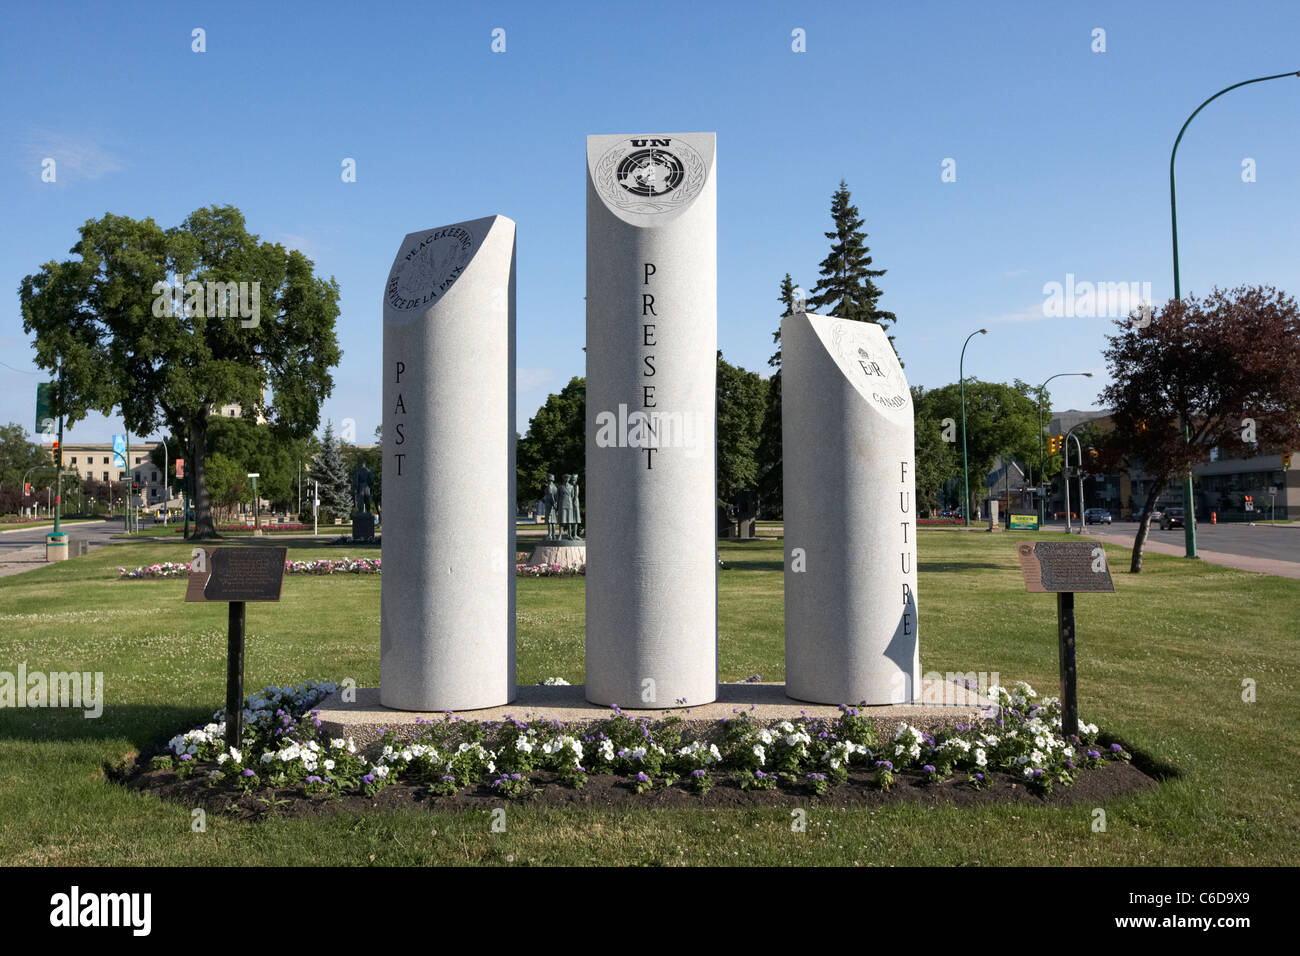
1284,452,1292,470
24,482,32,496
1048,434,1063,455
52,440,61,467
1089,447,1099,460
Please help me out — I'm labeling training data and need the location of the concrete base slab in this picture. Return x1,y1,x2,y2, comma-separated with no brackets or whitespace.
315,681,993,754
527,542,587,568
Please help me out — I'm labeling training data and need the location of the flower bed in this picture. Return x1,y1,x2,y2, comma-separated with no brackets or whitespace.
120,558,588,579
515,563,585,577
139,680,1136,812
119,558,382,579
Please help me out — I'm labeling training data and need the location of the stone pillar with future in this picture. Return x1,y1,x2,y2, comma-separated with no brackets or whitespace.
380,215,516,711
584,132,718,708
781,313,920,705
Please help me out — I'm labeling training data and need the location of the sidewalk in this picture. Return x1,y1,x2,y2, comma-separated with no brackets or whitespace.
1080,528,1300,579
0,543,52,579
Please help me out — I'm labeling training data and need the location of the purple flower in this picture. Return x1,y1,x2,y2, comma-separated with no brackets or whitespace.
1032,769,1045,777
807,773,826,781
974,772,985,780
1087,749,1101,759
362,774,375,785
636,772,650,783
875,760,894,771
179,753,192,761
242,769,255,777
691,769,707,778
922,764,936,773
306,775,322,784
1110,743,1123,753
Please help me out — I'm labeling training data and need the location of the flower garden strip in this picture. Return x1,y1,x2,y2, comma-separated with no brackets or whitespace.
119,559,584,579
123,680,1160,820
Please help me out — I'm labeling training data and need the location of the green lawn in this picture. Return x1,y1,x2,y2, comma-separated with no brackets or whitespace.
0,530,1295,866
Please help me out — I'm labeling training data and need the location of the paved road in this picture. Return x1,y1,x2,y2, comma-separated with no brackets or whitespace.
1069,520,1300,579
0,517,139,554
1062,520,1300,563
0,517,159,578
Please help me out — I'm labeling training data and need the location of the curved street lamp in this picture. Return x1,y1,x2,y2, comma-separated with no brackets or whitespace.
1036,372,1093,524
1169,70,1299,558
960,328,987,526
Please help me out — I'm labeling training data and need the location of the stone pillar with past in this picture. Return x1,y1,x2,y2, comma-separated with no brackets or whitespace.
782,313,919,705
380,215,516,710
585,132,718,708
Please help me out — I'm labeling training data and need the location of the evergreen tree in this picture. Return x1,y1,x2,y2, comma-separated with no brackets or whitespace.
757,274,800,516
809,180,899,357
311,420,353,520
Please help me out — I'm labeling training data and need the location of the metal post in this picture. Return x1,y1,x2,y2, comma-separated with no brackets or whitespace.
960,329,987,526
1064,454,1072,533
54,364,63,535
1070,433,1085,530
1170,71,1299,559
1057,591,1078,738
226,601,246,751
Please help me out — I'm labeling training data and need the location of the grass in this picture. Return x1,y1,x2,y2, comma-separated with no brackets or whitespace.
0,529,1295,866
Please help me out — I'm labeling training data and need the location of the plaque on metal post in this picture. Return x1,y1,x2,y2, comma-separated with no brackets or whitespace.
185,547,287,603
1017,541,1114,593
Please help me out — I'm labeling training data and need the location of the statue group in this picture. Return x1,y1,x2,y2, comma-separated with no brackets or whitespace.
543,473,582,540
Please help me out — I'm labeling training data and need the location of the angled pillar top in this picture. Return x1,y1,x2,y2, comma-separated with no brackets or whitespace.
384,215,515,322
586,133,716,227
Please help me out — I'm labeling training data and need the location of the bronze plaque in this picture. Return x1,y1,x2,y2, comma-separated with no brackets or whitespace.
1017,541,1115,593
185,547,286,602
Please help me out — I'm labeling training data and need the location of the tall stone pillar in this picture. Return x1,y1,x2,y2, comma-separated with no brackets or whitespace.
782,313,919,705
585,133,718,708
380,215,516,711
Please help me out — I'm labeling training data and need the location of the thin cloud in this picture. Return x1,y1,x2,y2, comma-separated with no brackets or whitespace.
516,367,555,393
24,130,124,181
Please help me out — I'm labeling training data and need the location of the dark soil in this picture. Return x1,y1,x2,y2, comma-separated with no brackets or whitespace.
116,758,1159,822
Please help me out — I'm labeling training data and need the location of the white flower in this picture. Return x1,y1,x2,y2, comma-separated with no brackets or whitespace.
324,759,335,771
752,744,766,765
975,748,987,767
331,738,346,750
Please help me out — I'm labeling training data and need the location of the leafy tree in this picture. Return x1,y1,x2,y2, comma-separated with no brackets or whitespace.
311,421,353,521
910,388,959,515
1097,286,1300,572
917,379,1047,516
19,205,342,539
150,416,314,513
0,423,52,490
516,377,585,510
808,180,899,357
203,453,249,520
716,353,766,506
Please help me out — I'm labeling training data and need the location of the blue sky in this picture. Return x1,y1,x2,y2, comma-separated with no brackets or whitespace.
3,0,1298,445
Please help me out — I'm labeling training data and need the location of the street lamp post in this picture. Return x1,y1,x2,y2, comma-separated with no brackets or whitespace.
1170,70,1299,559
1036,373,1093,524
960,328,988,526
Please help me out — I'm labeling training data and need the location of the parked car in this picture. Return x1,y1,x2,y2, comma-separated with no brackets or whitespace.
1084,508,1112,525
1160,507,1196,530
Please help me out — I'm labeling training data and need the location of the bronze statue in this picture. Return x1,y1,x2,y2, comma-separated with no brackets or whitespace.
354,461,374,514
543,473,559,538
